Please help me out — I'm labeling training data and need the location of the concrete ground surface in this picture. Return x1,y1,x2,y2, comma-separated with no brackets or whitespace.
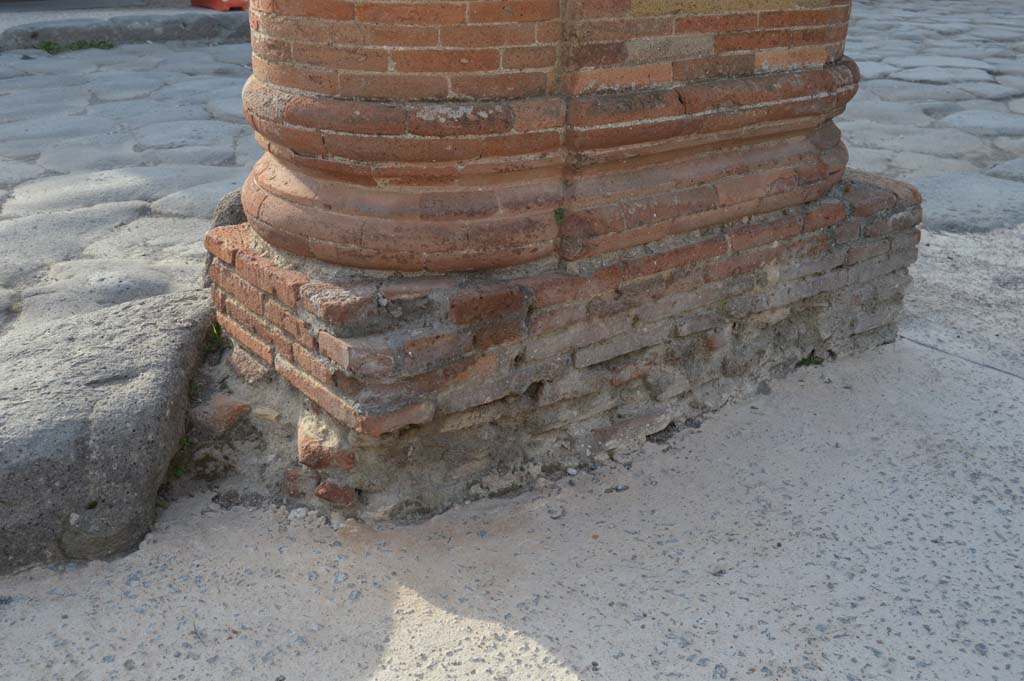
0,0,1023,679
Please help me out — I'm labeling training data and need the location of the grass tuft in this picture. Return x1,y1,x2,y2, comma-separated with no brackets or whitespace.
35,39,115,55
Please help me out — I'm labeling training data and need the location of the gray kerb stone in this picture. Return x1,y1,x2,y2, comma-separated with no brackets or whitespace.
0,291,212,572
0,12,250,52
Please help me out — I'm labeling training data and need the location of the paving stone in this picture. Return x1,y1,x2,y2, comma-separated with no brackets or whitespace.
131,119,247,150
941,109,1024,136
14,259,202,326
0,55,96,78
987,158,1024,182
151,76,246,104
0,201,148,286
84,98,210,126
841,122,994,160
198,42,253,66
81,216,211,261
840,99,933,126
946,98,1014,113
0,159,45,188
995,74,1024,93
0,86,90,122
915,173,1024,232
855,61,896,80
886,151,981,177
151,177,246,219
0,112,117,146
0,72,89,94
85,72,169,102
845,146,894,175
862,79,975,102
884,55,995,70
155,55,251,79
956,82,1020,100
205,96,246,123
889,66,995,84
235,136,264,167
971,26,1023,41
989,59,1024,77
992,135,1024,156
2,165,243,217
35,135,236,173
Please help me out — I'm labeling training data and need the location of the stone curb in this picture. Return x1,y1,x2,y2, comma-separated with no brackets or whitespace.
0,11,249,52
0,291,214,573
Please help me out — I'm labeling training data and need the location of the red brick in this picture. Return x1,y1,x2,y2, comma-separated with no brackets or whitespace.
234,251,310,307
285,465,319,497
204,224,250,265
315,480,359,507
293,343,337,385
217,311,274,365
804,198,847,232
474,318,525,350
300,282,378,326
468,0,559,23
275,355,359,428
357,401,435,436
441,23,535,47
402,331,472,372
449,285,525,324
356,2,466,25
392,49,500,73
729,216,802,251
318,332,396,378
264,297,315,349
210,261,264,313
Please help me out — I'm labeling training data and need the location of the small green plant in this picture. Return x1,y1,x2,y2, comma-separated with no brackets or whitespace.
553,207,565,225
797,351,825,367
205,322,226,353
35,39,115,55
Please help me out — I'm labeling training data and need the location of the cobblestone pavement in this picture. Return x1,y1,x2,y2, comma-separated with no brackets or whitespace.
0,41,257,336
0,2,1023,680
839,0,1024,377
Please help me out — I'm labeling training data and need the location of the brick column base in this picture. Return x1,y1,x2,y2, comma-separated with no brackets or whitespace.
206,170,921,519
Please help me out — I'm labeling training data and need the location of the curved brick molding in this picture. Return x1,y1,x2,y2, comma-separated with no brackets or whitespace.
208,0,921,518
243,0,856,271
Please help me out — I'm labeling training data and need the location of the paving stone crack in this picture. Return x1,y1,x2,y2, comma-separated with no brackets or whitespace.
899,334,1024,382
